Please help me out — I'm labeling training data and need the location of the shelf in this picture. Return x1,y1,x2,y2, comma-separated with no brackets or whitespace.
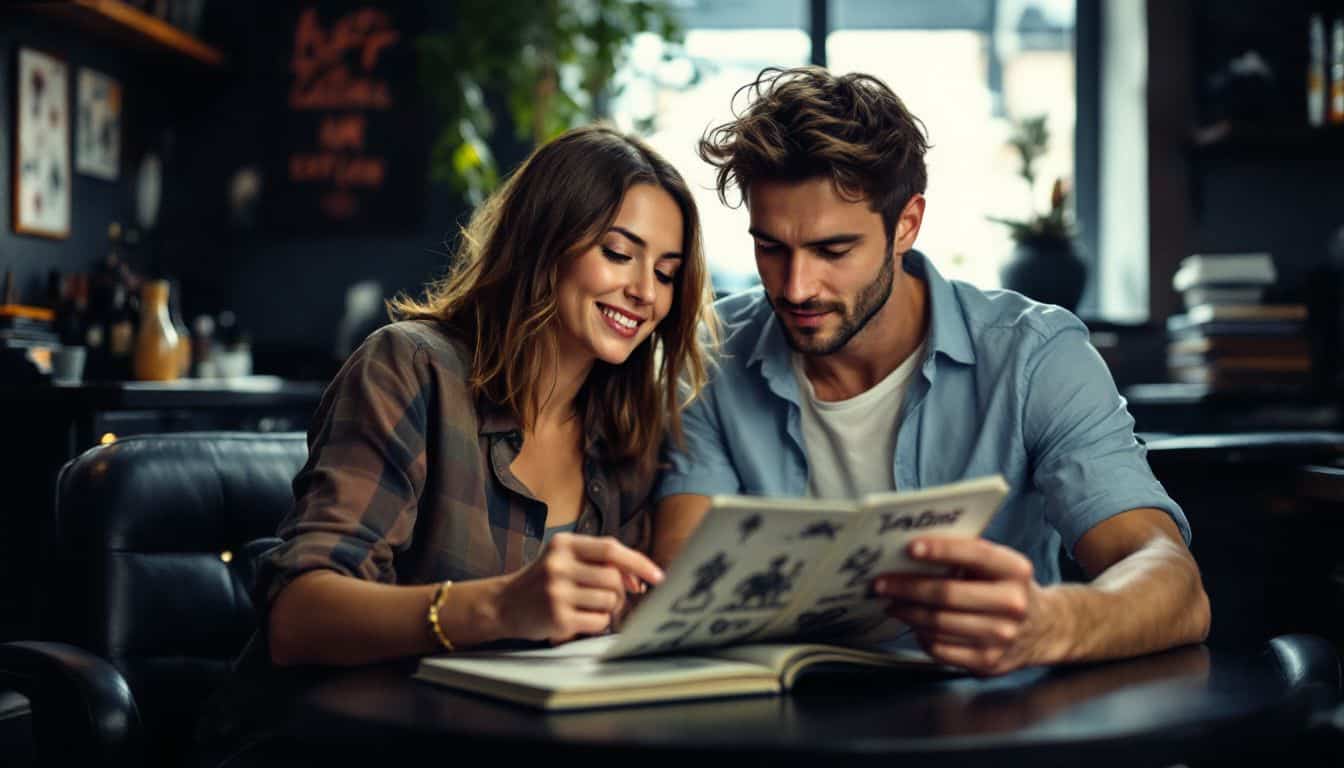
1189,120,1344,161
14,0,224,68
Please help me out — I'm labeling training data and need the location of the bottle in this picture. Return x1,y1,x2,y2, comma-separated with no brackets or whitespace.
1331,16,1344,124
92,222,134,379
45,270,63,311
75,275,105,363
1310,14,1327,127
132,279,181,381
55,274,86,347
191,313,216,378
168,279,192,377
105,283,135,379
214,310,249,378
78,272,112,380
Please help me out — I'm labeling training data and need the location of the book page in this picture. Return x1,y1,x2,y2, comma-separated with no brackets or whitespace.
709,641,934,675
416,634,775,701
755,475,1010,645
603,498,859,659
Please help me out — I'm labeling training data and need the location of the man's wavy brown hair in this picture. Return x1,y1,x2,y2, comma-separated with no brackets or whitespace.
699,66,930,242
390,124,714,474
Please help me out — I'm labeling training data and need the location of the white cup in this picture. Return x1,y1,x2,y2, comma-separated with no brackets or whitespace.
52,345,87,384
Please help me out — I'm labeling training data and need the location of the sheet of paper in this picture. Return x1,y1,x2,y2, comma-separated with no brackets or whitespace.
761,479,1009,643
605,501,857,657
604,476,1008,659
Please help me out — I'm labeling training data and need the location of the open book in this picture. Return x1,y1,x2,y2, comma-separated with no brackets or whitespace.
415,474,1010,710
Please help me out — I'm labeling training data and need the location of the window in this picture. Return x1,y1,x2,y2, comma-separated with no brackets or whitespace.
609,3,810,295
610,1,1081,302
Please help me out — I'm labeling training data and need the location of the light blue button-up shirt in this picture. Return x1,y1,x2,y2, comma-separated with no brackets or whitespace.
657,250,1189,585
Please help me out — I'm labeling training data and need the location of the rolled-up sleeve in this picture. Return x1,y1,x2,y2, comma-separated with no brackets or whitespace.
254,325,431,611
654,377,742,501
1022,325,1190,557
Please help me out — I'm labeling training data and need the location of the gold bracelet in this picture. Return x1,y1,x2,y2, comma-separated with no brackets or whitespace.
427,580,455,652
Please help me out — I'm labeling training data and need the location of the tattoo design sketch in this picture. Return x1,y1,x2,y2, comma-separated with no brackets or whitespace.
839,545,882,588
671,552,732,614
799,521,842,540
722,555,803,611
738,513,762,544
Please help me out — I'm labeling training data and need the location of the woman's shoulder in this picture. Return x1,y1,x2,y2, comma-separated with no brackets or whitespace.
357,319,473,379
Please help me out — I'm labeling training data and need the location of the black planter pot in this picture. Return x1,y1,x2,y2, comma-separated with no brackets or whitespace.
999,237,1087,312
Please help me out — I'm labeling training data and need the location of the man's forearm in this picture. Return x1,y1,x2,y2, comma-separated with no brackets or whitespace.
1042,537,1211,664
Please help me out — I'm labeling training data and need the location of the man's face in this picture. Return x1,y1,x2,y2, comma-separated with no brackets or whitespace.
748,177,900,356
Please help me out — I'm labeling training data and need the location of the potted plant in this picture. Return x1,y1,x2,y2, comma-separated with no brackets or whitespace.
417,0,681,205
989,115,1086,311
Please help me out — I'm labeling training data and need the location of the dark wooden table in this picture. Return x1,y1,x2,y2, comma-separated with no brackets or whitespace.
243,636,1340,768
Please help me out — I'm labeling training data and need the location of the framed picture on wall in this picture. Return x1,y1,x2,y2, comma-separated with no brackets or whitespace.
14,47,70,238
75,67,120,181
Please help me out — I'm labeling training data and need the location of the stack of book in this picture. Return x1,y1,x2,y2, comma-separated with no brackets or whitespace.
0,304,58,347
0,304,59,382
1166,253,1310,391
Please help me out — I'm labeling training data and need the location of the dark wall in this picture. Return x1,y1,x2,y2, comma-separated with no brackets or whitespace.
0,14,179,307
1,1,506,381
158,0,480,379
1111,0,1344,395
1145,0,1344,323
1185,0,1344,301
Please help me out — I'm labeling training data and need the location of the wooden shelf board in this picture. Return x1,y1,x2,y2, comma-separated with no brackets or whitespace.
15,0,225,68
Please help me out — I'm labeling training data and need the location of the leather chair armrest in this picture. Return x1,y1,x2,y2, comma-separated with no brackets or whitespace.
0,641,144,767
1267,634,1343,703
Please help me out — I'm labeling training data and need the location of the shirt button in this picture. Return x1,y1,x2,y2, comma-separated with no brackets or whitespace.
589,482,602,494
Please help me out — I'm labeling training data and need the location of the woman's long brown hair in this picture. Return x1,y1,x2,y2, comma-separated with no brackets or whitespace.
390,124,714,474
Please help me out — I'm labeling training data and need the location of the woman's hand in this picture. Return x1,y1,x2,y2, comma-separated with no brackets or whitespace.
496,533,664,644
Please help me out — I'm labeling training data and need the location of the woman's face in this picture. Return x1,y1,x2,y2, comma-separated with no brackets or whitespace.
555,183,684,367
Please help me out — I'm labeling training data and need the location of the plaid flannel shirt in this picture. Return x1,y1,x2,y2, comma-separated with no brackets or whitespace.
254,320,654,615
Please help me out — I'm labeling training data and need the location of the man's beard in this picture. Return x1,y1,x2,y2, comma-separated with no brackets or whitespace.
771,247,896,356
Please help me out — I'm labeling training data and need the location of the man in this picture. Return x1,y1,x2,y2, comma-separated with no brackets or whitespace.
653,66,1209,676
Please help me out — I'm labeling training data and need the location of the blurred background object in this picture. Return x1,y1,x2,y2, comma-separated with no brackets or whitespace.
334,280,386,360
0,0,1335,423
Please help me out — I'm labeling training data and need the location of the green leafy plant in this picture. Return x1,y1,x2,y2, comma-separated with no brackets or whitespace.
417,0,681,205
987,114,1076,242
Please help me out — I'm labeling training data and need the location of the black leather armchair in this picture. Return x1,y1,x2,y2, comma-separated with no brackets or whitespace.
0,432,307,767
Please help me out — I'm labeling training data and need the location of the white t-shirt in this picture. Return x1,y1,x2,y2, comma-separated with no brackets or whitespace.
792,341,926,500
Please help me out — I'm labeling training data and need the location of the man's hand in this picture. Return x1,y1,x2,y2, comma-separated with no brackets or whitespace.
496,533,664,644
873,537,1065,676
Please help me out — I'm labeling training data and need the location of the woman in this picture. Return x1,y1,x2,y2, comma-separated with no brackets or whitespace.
258,124,713,666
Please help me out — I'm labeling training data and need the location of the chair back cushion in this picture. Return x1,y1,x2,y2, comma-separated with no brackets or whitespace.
47,431,307,747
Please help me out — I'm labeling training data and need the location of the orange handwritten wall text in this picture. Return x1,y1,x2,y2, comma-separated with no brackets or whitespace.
290,7,398,110
289,154,385,187
319,115,366,151
286,5,403,224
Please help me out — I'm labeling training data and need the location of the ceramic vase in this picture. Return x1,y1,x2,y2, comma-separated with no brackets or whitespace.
999,237,1087,312
132,279,182,381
